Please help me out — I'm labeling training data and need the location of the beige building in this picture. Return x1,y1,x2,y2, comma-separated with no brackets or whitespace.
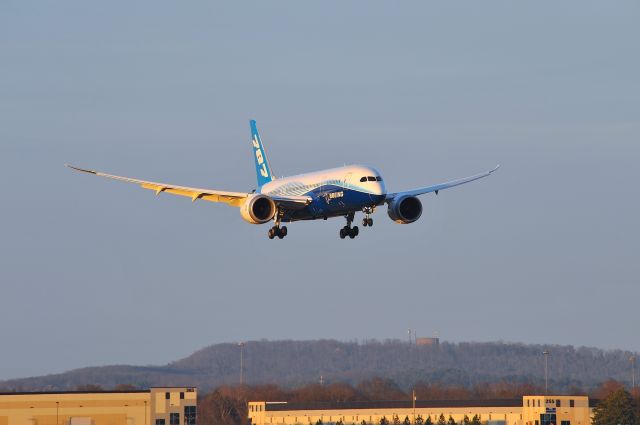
0,387,197,425
522,396,591,425
248,396,594,425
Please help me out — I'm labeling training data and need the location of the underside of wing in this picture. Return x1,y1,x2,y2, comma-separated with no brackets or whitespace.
387,165,499,201
270,194,313,210
66,164,249,207
66,164,313,211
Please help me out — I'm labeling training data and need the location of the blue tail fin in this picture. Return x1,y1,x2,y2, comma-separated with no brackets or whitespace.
250,120,275,188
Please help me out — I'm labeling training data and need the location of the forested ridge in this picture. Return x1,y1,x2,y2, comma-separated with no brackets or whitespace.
0,339,637,392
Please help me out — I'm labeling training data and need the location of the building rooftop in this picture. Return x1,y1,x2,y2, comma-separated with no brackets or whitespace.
264,399,523,411
0,387,194,396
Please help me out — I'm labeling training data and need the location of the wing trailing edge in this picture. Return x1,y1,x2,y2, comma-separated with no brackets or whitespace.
386,165,499,201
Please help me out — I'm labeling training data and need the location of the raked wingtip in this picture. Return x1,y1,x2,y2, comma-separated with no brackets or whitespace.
65,164,96,174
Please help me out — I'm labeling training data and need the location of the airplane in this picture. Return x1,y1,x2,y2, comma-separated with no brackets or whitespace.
66,120,499,240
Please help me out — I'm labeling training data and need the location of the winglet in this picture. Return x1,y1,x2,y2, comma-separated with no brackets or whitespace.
490,164,500,173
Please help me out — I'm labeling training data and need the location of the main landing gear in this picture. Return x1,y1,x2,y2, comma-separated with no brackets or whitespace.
339,212,359,239
268,225,287,239
268,210,288,239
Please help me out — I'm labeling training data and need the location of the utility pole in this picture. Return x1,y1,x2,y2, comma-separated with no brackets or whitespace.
56,401,59,425
238,342,245,385
408,329,412,345
543,350,550,395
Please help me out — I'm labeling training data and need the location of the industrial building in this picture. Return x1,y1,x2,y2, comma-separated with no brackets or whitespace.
415,338,440,346
0,387,196,425
248,395,594,425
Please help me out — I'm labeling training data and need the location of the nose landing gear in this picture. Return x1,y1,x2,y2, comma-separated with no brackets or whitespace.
362,206,374,227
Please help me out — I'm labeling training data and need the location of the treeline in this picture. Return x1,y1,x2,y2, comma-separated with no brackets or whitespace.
170,340,639,392
197,378,639,425
1,340,638,392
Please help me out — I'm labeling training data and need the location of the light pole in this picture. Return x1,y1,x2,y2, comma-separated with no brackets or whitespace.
238,342,245,385
412,389,416,425
631,356,636,391
543,350,550,395
56,401,59,425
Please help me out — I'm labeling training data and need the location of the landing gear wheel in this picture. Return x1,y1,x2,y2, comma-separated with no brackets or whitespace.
367,218,373,226
269,225,287,239
362,218,368,227
268,208,288,240
340,212,358,239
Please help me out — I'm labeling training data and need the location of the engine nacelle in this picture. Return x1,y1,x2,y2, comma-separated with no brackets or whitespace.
387,195,423,224
240,194,277,224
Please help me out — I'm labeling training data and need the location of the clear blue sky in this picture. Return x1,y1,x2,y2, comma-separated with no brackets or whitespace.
1,1,639,381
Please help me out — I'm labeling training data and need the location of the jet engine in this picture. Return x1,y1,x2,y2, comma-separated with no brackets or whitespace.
240,194,277,224
387,196,422,224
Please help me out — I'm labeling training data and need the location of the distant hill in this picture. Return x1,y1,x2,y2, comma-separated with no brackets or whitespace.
0,340,636,392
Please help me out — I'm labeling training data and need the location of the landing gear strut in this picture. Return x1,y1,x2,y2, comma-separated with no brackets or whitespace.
268,210,288,239
362,206,374,227
339,212,359,239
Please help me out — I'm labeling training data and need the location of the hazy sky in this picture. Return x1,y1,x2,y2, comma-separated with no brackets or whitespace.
1,1,639,381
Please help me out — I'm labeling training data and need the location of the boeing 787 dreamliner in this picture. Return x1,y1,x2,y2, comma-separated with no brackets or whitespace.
67,120,498,239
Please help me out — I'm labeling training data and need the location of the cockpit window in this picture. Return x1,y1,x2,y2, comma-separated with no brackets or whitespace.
361,175,381,182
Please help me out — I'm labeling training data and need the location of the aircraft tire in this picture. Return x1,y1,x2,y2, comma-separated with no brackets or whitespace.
368,218,373,226
268,228,275,239
281,226,288,237
352,226,359,236
339,228,346,239
362,218,368,227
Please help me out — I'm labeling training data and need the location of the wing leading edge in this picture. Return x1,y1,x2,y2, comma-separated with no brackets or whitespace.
386,165,499,201
65,165,311,208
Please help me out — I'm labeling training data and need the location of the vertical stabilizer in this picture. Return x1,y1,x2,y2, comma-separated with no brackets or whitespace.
249,120,275,188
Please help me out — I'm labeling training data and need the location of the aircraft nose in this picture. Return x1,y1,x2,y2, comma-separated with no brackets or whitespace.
368,181,386,203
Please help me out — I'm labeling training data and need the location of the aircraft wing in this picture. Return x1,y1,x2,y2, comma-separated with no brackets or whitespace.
65,165,311,208
386,165,499,201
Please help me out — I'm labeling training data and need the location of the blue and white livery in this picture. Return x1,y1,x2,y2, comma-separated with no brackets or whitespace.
67,120,499,239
